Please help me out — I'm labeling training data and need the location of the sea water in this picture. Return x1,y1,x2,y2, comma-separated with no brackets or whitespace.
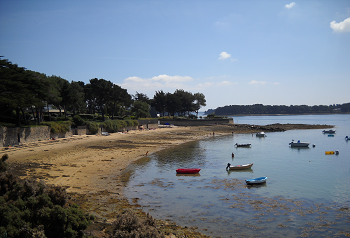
123,114,350,237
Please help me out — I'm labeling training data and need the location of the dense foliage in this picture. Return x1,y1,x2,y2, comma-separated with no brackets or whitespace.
152,90,206,117
41,121,72,134
111,211,163,238
102,120,138,133
0,57,207,126
0,154,94,238
86,121,100,134
208,103,350,116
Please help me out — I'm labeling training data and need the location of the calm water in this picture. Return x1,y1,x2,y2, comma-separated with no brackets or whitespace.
123,114,350,237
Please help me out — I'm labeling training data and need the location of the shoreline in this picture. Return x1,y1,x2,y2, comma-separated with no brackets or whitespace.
1,123,334,237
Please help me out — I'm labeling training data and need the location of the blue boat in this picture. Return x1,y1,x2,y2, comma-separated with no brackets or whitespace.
245,176,267,185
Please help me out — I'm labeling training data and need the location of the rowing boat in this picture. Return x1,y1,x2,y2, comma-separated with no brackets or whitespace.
235,143,251,147
176,168,201,174
245,176,267,185
226,163,253,170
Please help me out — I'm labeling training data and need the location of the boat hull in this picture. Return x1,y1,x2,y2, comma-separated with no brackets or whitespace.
323,130,336,134
256,132,266,137
246,176,267,185
235,143,251,147
176,168,201,174
228,163,253,170
290,142,309,147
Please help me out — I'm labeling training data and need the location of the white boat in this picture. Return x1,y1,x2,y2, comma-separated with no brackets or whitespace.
345,136,350,141
323,129,336,134
289,140,310,147
256,132,266,137
246,176,267,185
226,163,253,170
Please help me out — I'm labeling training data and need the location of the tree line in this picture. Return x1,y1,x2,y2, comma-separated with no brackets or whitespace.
207,103,350,115
0,58,206,127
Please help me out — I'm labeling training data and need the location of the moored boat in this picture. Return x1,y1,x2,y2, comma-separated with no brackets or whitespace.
289,140,310,147
325,150,339,155
245,176,267,185
176,168,201,174
256,132,266,137
226,163,253,170
345,136,350,141
235,143,251,147
323,129,336,134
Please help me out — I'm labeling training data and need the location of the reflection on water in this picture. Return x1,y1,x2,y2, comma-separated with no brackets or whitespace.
123,115,350,237
176,173,201,177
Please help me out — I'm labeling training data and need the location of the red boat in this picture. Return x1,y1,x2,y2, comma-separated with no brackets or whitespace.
176,168,201,174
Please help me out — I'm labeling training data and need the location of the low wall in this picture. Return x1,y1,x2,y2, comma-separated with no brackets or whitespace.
138,119,159,129
0,126,50,147
159,118,233,126
51,131,73,139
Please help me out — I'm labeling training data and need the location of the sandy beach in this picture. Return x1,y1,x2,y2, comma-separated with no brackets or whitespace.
1,123,333,236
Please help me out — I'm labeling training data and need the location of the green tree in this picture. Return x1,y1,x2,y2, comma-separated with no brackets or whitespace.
165,92,181,117
133,92,150,104
85,78,113,121
193,92,206,116
152,90,167,116
0,58,50,126
108,84,132,119
66,81,86,116
131,101,151,118
47,76,69,118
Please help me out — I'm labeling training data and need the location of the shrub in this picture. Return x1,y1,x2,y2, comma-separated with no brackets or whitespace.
79,114,94,120
0,166,94,238
112,211,163,238
103,120,118,133
86,122,100,134
41,121,71,134
102,120,138,133
72,115,85,127
0,154,9,173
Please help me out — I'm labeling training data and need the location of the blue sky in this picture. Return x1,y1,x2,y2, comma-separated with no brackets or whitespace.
1,0,349,111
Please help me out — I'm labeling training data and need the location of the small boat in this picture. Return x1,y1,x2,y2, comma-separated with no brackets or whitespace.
176,168,201,174
256,132,266,137
226,163,253,170
235,143,251,147
328,134,334,137
323,129,336,134
246,176,267,185
289,140,309,147
345,136,350,141
325,150,339,155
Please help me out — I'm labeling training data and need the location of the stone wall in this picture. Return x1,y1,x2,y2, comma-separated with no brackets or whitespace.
0,126,50,147
1,118,230,147
138,119,159,130
159,118,233,126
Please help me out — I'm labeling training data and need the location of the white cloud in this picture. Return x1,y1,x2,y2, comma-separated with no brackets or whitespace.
285,2,296,9
120,74,194,92
150,74,192,82
217,81,238,86
330,17,350,32
249,80,266,85
218,52,231,60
